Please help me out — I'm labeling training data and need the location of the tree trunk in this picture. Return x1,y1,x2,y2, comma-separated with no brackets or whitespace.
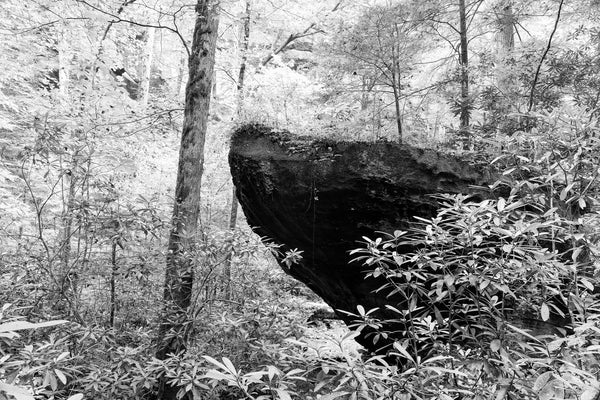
224,0,251,300
495,0,514,92
496,0,514,55
360,77,369,111
139,27,156,107
495,0,515,131
224,195,237,300
176,51,187,99
458,0,470,142
391,67,403,143
392,23,403,143
110,241,117,328
56,153,79,315
236,0,251,118
154,0,220,399
57,26,70,101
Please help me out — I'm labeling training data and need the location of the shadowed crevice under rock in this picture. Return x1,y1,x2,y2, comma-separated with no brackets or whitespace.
229,124,498,353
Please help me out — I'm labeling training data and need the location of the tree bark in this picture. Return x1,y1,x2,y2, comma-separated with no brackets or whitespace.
458,0,470,141
155,0,219,399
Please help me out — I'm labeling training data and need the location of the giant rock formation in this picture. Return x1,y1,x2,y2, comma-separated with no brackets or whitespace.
228,124,502,353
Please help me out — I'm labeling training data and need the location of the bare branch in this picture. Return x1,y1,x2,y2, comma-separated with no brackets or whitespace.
528,0,564,111
74,0,190,56
261,1,343,67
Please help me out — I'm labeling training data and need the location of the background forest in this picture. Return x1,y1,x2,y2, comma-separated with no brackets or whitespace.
2,0,600,399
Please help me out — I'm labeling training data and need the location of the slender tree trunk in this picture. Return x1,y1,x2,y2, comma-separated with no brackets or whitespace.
392,23,403,143
496,0,515,93
495,0,515,132
177,51,187,99
224,196,237,300
496,0,514,55
58,26,70,101
110,241,117,328
56,154,79,315
458,0,470,141
391,66,402,143
236,0,251,118
57,27,74,293
155,1,219,399
360,76,369,111
139,27,156,107
224,0,251,300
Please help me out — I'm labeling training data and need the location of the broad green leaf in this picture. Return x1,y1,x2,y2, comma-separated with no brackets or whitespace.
392,342,415,364
541,303,550,322
66,394,84,400
497,197,506,211
274,388,293,400
581,278,595,291
221,357,237,375
203,370,234,383
0,320,68,333
203,355,227,371
490,339,501,352
581,387,599,400
54,369,67,385
317,392,350,400
533,371,553,392
356,305,365,316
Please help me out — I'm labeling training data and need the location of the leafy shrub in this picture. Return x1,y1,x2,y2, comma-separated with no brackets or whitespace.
342,123,600,398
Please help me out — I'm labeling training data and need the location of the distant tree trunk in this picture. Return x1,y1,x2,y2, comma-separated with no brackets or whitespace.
496,0,514,54
496,0,514,89
224,0,251,300
391,23,403,143
110,241,117,328
458,0,470,142
236,0,251,118
57,26,70,101
224,197,237,300
154,0,220,399
56,153,79,314
57,27,73,266
139,27,156,107
495,0,515,132
360,76,369,111
177,51,187,99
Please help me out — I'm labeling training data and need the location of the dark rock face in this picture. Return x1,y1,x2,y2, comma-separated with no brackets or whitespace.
229,124,494,352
